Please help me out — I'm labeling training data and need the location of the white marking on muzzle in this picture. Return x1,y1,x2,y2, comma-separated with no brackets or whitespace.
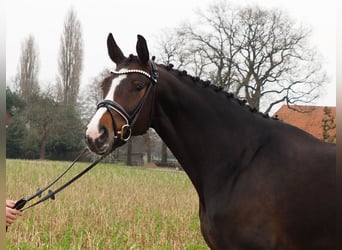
86,70,128,140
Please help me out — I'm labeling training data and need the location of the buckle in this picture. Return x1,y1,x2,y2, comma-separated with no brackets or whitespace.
119,124,132,141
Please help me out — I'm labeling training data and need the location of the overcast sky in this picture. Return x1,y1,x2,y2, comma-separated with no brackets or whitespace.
6,0,336,107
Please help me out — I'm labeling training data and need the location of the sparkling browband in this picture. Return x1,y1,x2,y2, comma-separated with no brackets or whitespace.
111,69,153,80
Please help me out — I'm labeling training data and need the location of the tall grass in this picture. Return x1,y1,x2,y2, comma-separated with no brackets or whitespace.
6,160,208,249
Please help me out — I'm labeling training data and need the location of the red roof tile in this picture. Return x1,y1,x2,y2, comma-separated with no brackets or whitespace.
273,105,336,143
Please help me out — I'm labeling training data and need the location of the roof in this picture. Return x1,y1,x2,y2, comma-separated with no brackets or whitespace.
273,105,336,143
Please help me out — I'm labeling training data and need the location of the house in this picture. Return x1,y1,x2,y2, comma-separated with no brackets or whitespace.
273,105,336,143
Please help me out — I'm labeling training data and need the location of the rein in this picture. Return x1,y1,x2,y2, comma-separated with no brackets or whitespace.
96,58,158,143
13,148,88,210
7,148,107,231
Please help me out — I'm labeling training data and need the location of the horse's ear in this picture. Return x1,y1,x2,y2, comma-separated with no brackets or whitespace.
136,35,149,65
107,33,125,64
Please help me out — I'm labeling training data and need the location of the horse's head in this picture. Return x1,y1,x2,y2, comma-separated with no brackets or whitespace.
85,34,158,155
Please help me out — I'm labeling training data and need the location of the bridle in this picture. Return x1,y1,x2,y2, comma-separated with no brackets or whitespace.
96,57,158,146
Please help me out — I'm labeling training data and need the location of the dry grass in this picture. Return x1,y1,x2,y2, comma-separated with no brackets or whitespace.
6,159,208,249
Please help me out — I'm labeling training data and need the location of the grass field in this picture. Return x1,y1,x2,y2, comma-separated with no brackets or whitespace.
6,159,209,250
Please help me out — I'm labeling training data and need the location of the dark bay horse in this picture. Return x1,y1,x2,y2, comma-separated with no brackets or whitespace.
85,34,336,249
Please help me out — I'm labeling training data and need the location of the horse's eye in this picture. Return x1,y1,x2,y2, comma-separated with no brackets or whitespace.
136,83,145,91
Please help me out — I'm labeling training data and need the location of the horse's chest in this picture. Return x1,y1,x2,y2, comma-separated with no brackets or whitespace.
199,204,279,249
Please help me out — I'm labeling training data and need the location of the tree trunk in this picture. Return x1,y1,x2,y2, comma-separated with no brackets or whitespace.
40,130,47,160
161,141,167,164
145,134,152,163
126,139,133,166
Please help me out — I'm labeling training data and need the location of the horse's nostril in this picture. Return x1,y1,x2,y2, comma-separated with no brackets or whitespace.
96,126,109,146
99,126,106,135
85,134,94,146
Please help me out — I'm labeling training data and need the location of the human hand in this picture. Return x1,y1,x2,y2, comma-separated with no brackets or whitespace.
6,200,22,227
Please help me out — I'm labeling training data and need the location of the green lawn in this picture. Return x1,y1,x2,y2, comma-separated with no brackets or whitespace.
6,159,208,249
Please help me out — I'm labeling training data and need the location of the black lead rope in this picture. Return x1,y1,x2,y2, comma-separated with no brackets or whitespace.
20,154,106,211
12,148,89,211
7,149,106,231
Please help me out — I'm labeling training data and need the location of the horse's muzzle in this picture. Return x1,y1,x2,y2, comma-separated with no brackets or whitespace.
85,127,112,155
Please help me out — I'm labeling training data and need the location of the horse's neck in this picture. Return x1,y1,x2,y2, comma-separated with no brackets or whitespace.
151,68,264,196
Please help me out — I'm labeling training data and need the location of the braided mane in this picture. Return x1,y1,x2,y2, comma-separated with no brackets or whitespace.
162,64,277,120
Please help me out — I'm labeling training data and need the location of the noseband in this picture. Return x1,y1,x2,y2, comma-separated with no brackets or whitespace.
97,58,158,145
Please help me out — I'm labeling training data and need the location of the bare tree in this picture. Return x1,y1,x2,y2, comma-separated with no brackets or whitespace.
156,2,326,114
15,35,40,99
56,8,83,105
